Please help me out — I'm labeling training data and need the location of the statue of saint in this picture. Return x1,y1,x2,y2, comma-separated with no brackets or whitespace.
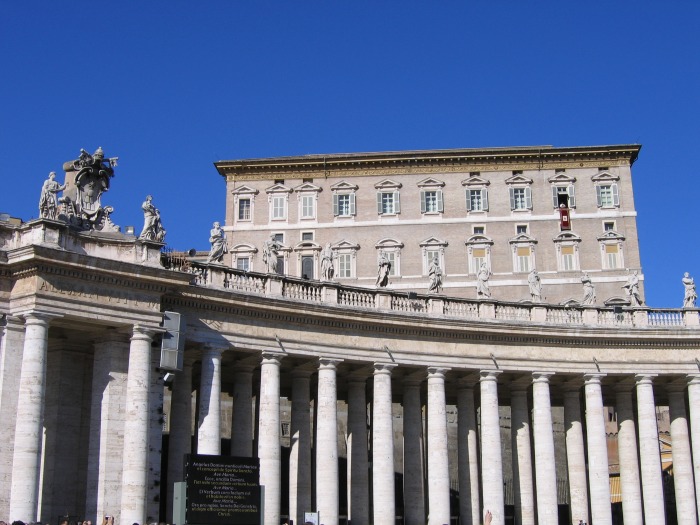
476,263,491,298
39,172,66,220
376,251,391,287
428,257,443,294
528,269,542,302
139,195,166,242
683,272,697,308
206,222,228,264
321,243,334,281
263,234,282,274
622,270,643,306
581,272,596,305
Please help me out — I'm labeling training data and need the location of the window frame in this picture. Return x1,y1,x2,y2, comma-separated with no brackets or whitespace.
330,181,358,218
465,234,494,275
553,232,582,272
332,240,360,279
548,172,577,209
375,238,404,277
375,180,402,217
592,171,621,209
231,185,259,226
462,175,491,214
230,243,258,272
418,177,446,215
505,173,534,212
597,231,626,270
419,237,448,275
266,183,292,222
509,232,537,274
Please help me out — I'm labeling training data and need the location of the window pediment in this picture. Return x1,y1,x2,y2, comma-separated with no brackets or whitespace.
461,175,491,187
231,185,259,196
548,173,577,184
509,233,537,244
293,182,322,193
375,238,404,249
597,230,625,242
553,232,581,243
591,171,620,182
293,241,322,252
333,240,360,251
419,236,448,247
231,243,257,254
505,174,533,185
330,181,358,192
417,177,445,188
265,183,293,194
374,179,402,190
466,234,494,245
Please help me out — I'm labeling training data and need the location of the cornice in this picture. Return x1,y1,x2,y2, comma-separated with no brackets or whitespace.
215,144,641,181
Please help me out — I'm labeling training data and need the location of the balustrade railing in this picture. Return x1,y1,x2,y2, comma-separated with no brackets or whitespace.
443,298,480,319
282,279,323,302
496,304,532,322
545,306,584,325
647,309,684,327
338,288,376,309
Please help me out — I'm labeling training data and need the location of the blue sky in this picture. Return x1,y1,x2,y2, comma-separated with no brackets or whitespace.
1,2,698,307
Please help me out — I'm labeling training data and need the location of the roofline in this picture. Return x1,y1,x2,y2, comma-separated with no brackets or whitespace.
214,144,642,177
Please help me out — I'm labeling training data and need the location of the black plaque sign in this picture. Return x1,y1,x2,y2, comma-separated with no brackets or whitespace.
185,454,260,525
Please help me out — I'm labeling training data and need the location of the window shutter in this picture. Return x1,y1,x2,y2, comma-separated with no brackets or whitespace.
377,192,383,214
333,194,339,216
420,191,426,213
568,185,576,207
349,193,356,215
509,188,516,210
466,190,473,211
482,189,489,211
394,191,401,213
525,187,532,209
437,190,444,212
596,186,602,207
612,183,619,206
551,186,558,208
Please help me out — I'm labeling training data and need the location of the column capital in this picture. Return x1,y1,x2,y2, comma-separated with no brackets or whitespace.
22,310,62,325
374,362,397,375
261,351,285,365
319,357,342,370
583,372,606,385
635,373,657,385
532,371,555,383
131,324,159,340
479,369,502,383
427,366,450,379
202,345,226,357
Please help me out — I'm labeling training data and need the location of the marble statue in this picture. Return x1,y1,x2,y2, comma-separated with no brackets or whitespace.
428,256,443,294
528,269,542,302
139,195,166,242
39,172,67,220
206,222,228,264
376,250,391,287
476,263,491,298
263,234,282,274
321,243,334,281
622,270,643,306
683,272,697,308
581,272,596,305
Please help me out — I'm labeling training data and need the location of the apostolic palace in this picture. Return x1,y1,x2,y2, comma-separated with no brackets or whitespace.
1,144,699,525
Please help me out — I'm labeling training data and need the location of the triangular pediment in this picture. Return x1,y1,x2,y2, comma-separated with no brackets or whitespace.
419,236,448,247
509,233,537,244
231,185,259,195
333,239,360,250
265,183,292,194
465,234,494,245
548,173,576,184
591,171,620,182
505,174,533,185
417,177,445,188
374,179,402,190
597,230,625,241
461,175,491,187
293,182,323,193
330,180,358,191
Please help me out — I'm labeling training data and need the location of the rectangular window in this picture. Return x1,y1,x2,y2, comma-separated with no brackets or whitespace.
300,195,315,219
471,248,486,274
338,253,352,278
377,191,400,215
421,190,443,213
561,245,575,271
516,247,531,272
516,224,528,235
301,232,313,241
271,195,286,220
425,249,439,272
236,257,250,271
510,187,532,210
238,198,251,221
334,193,356,217
467,189,488,212
385,251,397,276
596,184,620,208
273,233,284,243
604,221,615,231
605,244,619,269
473,226,485,235
552,186,576,208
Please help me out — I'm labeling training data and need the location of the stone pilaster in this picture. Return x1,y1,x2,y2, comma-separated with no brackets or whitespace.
668,386,697,525
119,325,156,525
258,352,284,525
583,374,612,525
511,386,534,525
231,364,255,457
532,373,557,525
614,385,643,525
480,370,504,525
166,355,195,523
457,379,480,525
289,369,312,525
347,375,370,525
426,367,450,525
372,363,396,525
198,347,224,455
316,358,341,525
9,312,55,522
688,374,700,525
635,374,665,523
563,387,589,525
402,378,424,525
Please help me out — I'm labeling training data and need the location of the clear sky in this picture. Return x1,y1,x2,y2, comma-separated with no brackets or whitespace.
1,2,698,307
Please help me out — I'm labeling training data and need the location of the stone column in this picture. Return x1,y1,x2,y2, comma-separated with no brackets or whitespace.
372,363,396,525
635,374,665,523
198,347,224,455
119,325,156,525
290,369,312,525
427,367,450,525
317,359,341,525
563,387,589,525
511,386,534,525
614,386,642,525
402,378,425,525
480,370,504,525
86,332,130,524
347,375,370,525
166,355,195,523
688,375,700,524
583,374,611,525
457,380,480,525
231,364,255,457
0,316,24,520
258,352,284,525
9,312,54,522
532,373,557,525
668,386,697,525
